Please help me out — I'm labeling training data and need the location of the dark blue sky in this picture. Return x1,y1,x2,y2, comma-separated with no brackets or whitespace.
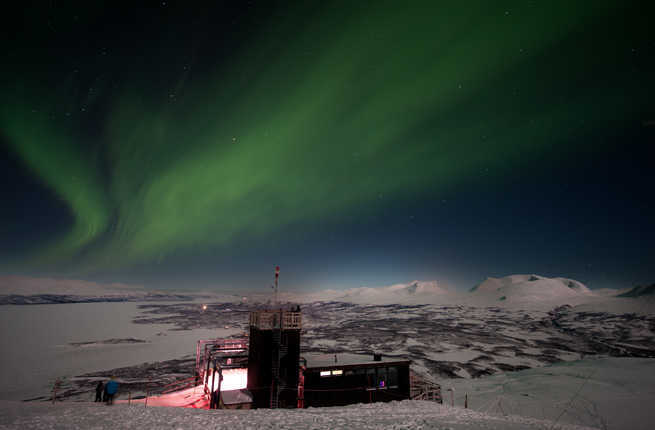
1,1,653,292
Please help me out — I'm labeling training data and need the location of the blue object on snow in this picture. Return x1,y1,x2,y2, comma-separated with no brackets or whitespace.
105,380,118,395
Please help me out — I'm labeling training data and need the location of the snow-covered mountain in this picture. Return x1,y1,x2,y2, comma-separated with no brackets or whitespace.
278,275,610,308
0,275,198,304
469,274,593,305
618,283,655,298
3,273,639,308
302,280,453,305
297,275,598,307
0,275,148,296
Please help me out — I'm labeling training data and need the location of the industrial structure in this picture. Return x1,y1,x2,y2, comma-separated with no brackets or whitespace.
247,308,302,408
194,307,429,409
187,267,439,409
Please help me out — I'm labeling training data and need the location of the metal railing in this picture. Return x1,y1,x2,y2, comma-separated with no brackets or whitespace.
160,376,199,395
249,310,302,330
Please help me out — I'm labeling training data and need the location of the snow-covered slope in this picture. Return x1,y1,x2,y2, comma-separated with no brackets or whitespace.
469,274,593,305
449,357,655,430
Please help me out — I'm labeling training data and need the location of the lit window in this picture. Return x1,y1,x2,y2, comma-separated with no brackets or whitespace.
320,371,331,377
332,370,343,376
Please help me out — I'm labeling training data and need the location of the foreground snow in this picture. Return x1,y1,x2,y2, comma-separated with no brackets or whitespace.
0,400,597,430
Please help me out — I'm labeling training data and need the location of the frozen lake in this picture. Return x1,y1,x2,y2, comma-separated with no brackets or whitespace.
0,302,236,400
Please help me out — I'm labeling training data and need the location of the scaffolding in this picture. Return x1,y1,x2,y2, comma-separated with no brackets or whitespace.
195,338,249,405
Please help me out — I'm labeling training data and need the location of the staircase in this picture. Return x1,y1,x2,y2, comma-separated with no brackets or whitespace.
410,371,442,403
270,328,282,408
279,343,288,358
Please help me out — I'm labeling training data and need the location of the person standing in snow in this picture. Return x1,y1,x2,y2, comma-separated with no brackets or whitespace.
94,381,104,402
105,377,118,405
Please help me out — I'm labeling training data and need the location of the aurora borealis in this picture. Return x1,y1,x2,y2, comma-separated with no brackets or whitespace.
1,1,653,290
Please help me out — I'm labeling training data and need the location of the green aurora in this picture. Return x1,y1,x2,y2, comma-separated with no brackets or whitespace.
1,1,652,278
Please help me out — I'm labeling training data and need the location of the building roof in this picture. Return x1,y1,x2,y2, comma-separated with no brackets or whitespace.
302,353,410,370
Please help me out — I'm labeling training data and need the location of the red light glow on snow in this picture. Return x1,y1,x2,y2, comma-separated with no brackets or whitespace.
207,368,248,391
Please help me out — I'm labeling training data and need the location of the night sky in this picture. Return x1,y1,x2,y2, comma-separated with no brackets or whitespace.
1,1,653,292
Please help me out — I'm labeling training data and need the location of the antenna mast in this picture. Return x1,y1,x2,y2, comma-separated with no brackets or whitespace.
274,265,280,307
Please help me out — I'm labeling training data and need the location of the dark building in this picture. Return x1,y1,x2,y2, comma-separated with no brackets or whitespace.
247,309,301,408
196,307,429,410
299,353,411,408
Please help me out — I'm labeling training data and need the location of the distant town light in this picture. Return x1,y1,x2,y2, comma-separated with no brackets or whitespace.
320,371,331,377
202,304,208,311
331,370,343,376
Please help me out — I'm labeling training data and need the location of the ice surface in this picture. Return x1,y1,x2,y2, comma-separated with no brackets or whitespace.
0,302,239,400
